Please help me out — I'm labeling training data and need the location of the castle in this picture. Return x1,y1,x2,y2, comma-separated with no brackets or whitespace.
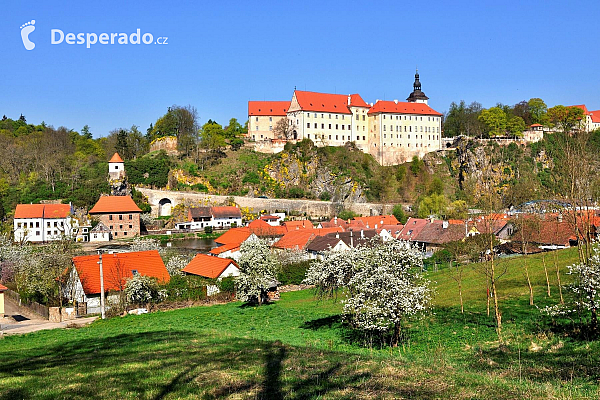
248,72,443,165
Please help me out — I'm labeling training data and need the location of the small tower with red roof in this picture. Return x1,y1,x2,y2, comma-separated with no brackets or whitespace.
108,153,130,196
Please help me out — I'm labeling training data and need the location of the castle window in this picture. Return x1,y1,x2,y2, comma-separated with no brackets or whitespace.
362,115,365,121
308,134,310,139
269,126,272,131
307,123,310,128
321,124,324,129
255,117,258,121
342,125,345,130
363,136,365,140
336,124,339,129
314,123,317,128
255,126,258,131
269,117,272,122
348,125,350,130
329,124,331,129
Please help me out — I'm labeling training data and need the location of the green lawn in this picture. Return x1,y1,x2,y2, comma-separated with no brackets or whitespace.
1,248,599,399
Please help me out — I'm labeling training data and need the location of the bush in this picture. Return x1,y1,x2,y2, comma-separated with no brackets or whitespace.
319,191,332,201
204,226,213,234
162,275,207,301
125,275,167,305
278,260,313,285
218,276,235,295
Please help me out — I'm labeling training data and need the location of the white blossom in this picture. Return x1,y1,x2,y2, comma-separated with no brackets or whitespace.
235,239,279,304
124,274,166,304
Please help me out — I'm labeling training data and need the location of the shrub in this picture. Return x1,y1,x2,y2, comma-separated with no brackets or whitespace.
125,275,167,305
278,260,312,285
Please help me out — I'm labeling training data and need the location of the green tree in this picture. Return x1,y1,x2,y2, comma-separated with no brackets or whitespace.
547,105,585,134
200,120,226,151
417,193,448,218
81,125,92,139
528,98,548,125
392,204,408,224
507,116,526,137
479,107,507,137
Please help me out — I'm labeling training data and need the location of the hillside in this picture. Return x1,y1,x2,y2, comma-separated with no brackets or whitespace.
0,248,598,399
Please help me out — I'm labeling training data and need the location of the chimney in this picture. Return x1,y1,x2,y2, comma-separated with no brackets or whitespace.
360,230,364,239
558,213,563,223
350,230,354,247
348,95,351,105
334,216,337,224
394,99,398,104
335,232,339,239
442,220,449,229
375,224,378,229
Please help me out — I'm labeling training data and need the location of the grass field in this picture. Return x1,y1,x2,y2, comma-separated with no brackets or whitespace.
1,247,599,399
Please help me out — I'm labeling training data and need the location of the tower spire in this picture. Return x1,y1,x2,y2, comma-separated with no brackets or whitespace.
407,69,429,104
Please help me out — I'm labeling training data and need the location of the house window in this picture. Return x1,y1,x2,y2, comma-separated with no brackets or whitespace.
36,231,40,236
36,222,40,228
119,215,123,220
307,134,310,139
363,136,365,140
269,126,272,131
362,115,365,121
131,269,138,275
255,117,258,121
336,124,339,129
110,225,113,230
269,117,272,122
54,221,58,227
314,123,317,128
321,123,324,129
328,124,331,129
124,232,127,236
342,125,345,130
335,115,338,119
307,122,310,128
114,232,118,237
129,225,132,229
347,125,351,130
255,126,258,131
329,135,331,140
109,215,113,221
336,135,339,140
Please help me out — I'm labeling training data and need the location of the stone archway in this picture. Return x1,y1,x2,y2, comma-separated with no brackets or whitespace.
158,198,173,217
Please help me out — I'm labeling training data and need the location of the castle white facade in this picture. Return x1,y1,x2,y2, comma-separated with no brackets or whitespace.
247,72,443,165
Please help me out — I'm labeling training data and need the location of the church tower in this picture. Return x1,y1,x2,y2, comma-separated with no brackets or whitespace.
406,69,429,104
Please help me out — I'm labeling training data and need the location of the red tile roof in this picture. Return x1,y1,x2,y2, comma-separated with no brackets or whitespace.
570,104,590,115
211,206,241,219
247,219,286,236
183,254,239,279
248,101,290,116
72,250,169,295
589,110,600,123
351,215,400,229
260,215,280,222
14,204,71,219
397,218,429,241
109,153,124,163
272,230,316,250
530,123,543,127
215,228,251,246
0,283,7,291
293,91,355,114
368,101,442,116
413,221,466,245
89,196,142,214
319,217,349,229
282,220,314,231
209,243,240,255
349,94,370,108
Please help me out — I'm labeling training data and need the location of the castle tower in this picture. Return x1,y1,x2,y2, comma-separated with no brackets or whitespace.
406,69,429,104
108,153,130,196
108,153,125,180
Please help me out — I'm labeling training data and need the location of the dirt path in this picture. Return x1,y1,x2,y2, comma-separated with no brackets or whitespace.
1,298,97,336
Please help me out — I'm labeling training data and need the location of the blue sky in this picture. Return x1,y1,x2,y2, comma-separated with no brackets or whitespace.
1,1,597,138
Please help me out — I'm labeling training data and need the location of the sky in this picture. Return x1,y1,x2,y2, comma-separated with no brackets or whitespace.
1,1,598,138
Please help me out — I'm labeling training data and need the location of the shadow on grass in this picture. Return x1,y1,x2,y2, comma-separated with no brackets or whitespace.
0,328,379,399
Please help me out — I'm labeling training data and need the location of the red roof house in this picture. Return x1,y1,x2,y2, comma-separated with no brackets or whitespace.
183,254,240,279
89,196,142,239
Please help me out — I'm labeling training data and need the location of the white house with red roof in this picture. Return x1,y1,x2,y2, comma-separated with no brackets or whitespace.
66,250,169,314
183,254,240,295
13,203,79,243
247,72,443,164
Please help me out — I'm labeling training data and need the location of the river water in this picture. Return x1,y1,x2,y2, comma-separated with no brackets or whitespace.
160,238,217,255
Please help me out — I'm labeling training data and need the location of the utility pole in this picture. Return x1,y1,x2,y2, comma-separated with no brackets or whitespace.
98,251,106,319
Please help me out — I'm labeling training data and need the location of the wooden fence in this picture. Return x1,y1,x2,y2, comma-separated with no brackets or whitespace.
5,289,50,320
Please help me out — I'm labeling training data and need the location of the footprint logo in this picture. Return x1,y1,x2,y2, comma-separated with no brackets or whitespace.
20,20,36,50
